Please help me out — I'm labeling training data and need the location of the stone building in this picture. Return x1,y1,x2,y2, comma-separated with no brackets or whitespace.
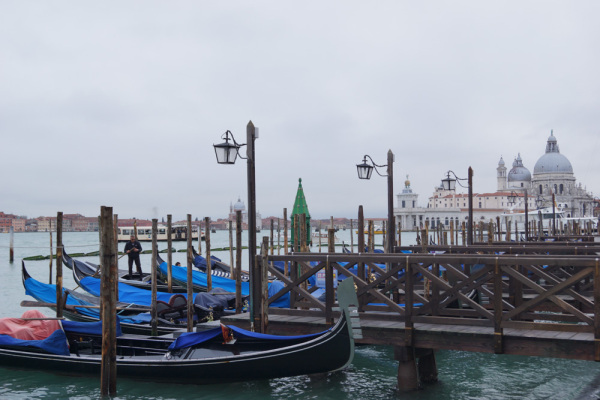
395,131,596,230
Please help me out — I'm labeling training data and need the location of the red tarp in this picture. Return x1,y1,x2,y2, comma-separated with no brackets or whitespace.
0,310,61,340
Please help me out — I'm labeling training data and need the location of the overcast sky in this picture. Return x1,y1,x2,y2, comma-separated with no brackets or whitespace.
1,1,599,222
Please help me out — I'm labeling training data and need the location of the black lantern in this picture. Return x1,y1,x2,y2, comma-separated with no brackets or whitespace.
213,130,241,164
441,171,457,191
355,151,396,254
356,157,374,180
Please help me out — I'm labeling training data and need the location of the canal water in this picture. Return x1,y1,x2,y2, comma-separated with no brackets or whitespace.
1,230,599,399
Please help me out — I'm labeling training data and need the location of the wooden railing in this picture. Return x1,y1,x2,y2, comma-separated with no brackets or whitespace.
260,251,600,355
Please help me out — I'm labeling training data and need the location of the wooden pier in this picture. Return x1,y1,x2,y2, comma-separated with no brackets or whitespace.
221,239,600,390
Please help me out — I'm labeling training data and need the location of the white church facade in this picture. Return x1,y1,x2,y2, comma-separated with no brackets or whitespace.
395,132,596,230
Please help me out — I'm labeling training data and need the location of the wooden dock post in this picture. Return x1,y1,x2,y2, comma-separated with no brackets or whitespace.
318,221,322,253
594,259,600,361
350,219,354,252
205,217,212,292
113,214,119,302
197,217,202,256
259,237,269,333
9,226,14,262
229,219,234,268
186,215,194,332
235,210,243,313
55,212,63,319
326,229,335,325
48,221,53,284
167,214,173,293
358,206,365,310
283,208,288,257
368,220,374,252
417,349,438,384
151,219,158,336
99,206,117,397
277,218,281,255
293,214,299,252
270,219,274,255
395,346,419,391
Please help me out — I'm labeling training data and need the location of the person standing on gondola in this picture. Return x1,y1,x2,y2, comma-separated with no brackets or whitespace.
125,235,143,279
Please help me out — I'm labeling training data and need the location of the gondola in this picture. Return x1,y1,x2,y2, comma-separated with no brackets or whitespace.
2,291,355,383
62,249,189,293
71,260,247,321
22,262,195,335
155,259,291,308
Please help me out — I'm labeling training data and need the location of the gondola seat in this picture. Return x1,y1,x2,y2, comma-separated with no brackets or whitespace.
156,294,188,320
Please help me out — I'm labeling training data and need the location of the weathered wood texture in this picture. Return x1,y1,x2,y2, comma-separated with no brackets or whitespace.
231,250,600,362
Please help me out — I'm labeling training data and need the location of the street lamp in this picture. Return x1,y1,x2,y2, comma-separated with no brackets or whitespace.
441,168,474,245
214,121,260,330
356,150,396,253
534,193,556,236
213,130,241,164
507,190,529,241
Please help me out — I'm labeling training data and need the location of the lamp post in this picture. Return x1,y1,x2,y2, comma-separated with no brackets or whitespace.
535,193,556,236
441,167,474,245
214,121,259,330
507,189,529,241
356,150,395,253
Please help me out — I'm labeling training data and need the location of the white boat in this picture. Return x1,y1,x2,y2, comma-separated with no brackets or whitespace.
117,225,204,242
501,206,565,227
500,206,597,233
311,231,340,245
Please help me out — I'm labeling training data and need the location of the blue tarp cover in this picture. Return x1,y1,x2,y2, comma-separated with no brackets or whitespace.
24,275,157,325
193,254,221,270
0,329,70,356
168,323,330,351
62,319,123,337
158,262,290,308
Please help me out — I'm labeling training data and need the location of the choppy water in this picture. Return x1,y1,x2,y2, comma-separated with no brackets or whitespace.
1,230,600,399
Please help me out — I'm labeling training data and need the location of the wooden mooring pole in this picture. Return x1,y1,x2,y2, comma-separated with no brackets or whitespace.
99,206,117,397
357,206,365,310
9,226,14,263
167,214,173,293
55,212,63,319
186,215,194,332
205,217,212,292
235,210,243,313
48,221,53,284
151,219,158,336
259,237,269,333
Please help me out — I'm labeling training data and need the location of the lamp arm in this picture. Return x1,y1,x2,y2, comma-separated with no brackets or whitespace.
363,155,389,177
446,170,469,188
222,130,249,159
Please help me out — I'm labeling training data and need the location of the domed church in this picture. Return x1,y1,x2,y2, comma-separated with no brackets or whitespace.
496,131,593,218
396,131,596,230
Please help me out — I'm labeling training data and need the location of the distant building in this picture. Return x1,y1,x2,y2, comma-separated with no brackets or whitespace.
228,197,262,231
395,132,596,230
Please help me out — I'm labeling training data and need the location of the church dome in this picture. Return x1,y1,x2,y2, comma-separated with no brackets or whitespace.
507,153,531,182
233,197,245,211
533,131,573,174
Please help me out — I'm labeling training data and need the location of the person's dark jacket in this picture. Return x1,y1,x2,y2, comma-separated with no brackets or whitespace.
124,240,142,258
